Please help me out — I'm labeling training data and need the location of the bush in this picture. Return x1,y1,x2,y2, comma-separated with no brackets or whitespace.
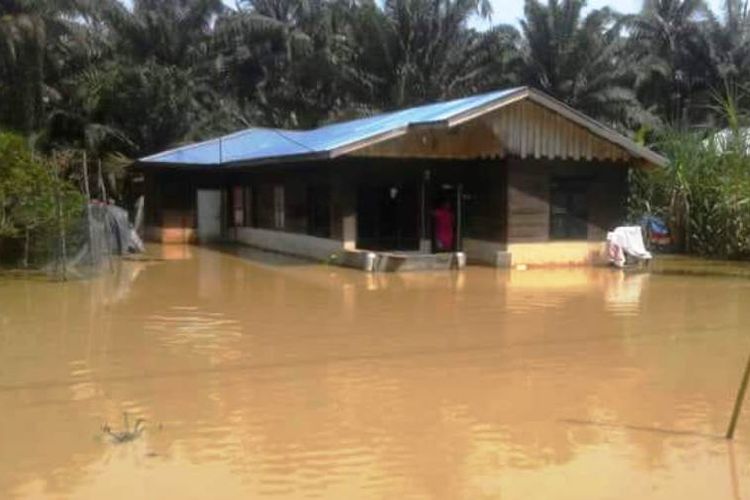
0,132,85,268
629,127,750,259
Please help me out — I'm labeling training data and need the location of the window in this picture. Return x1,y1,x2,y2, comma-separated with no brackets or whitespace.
550,178,589,239
273,185,285,229
232,186,244,227
243,186,256,227
307,186,331,238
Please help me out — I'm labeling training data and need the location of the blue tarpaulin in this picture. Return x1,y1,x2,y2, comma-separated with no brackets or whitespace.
139,88,525,167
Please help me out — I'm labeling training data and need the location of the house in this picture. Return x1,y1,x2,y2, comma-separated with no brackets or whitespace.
705,127,750,155
133,86,666,271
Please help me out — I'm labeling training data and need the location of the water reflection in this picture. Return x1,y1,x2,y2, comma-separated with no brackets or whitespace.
604,272,650,316
1,246,750,499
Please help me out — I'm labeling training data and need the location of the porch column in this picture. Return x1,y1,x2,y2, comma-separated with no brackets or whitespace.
332,174,357,250
419,168,432,253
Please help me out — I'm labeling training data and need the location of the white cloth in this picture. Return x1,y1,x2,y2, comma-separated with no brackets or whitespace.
606,226,652,267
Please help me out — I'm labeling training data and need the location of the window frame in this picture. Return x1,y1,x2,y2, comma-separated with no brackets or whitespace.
242,186,256,228
549,177,591,240
273,185,285,230
307,185,331,238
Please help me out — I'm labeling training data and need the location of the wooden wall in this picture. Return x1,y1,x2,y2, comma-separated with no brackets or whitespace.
144,164,348,243
355,119,502,159
507,160,550,243
487,100,631,161
586,167,629,240
143,154,629,253
506,158,628,244
330,171,356,247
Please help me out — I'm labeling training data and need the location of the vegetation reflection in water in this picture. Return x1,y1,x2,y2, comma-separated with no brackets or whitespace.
1,245,750,499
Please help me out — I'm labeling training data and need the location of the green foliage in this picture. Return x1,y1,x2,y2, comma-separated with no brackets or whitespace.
355,0,499,108
2,0,750,156
629,92,750,258
0,132,31,236
0,131,84,266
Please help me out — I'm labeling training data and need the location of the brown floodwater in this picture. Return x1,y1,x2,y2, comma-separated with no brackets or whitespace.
2,245,750,499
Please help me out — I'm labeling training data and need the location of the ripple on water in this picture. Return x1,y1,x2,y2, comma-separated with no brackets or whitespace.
145,305,243,357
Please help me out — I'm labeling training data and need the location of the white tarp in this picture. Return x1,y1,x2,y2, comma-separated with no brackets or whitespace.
606,226,652,267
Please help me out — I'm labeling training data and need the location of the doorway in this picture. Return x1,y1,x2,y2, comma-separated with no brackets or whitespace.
432,183,463,252
196,189,224,242
356,184,420,251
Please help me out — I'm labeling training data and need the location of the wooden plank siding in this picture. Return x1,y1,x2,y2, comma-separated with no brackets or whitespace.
354,99,632,163
506,158,629,244
354,119,503,159
507,161,550,243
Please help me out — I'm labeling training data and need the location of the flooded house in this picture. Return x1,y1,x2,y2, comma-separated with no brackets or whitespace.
134,86,667,270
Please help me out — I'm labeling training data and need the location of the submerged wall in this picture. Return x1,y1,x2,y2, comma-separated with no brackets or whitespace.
507,242,608,267
235,227,343,261
145,225,196,244
463,238,509,267
145,211,196,244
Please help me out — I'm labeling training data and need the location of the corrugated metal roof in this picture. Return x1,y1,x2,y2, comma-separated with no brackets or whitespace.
138,86,667,168
138,128,312,166
139,88,524,166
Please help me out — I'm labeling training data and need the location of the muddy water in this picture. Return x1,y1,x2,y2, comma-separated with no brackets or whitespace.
2,246,750,499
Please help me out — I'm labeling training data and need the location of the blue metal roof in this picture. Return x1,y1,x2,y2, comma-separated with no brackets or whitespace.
139,87,525,166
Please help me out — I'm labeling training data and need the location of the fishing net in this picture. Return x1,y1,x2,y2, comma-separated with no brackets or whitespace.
30,202,144,280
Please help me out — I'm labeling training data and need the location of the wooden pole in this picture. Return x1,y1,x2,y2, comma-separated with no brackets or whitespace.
420,169,427,252
455,183,463,251
727,351,750,439
96,156,115,272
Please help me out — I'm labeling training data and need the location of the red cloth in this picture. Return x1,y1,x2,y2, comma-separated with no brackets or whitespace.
433,207,454,250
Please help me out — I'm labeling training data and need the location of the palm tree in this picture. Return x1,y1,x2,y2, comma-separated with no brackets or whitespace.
98,0,225,67
217,0,381,128
625,0,714,127
706,0,750,99
351,0,499,110
0,0,86,133
72,0,236,153
517,0,648,127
